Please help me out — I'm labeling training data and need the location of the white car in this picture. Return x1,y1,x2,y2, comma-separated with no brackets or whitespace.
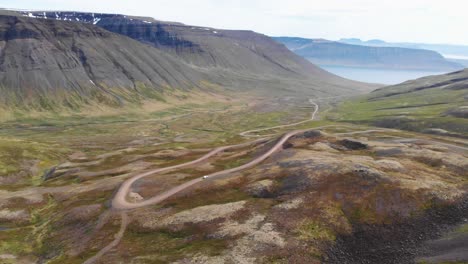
202,176,209,179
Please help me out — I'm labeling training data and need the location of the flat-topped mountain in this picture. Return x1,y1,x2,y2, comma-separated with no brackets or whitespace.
0,11,375,112
340,38,468,58
274,37,463,71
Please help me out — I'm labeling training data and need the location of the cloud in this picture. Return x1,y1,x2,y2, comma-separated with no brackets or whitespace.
0,0,467,45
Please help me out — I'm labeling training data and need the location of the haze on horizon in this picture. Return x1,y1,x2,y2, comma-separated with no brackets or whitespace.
1,0,467,46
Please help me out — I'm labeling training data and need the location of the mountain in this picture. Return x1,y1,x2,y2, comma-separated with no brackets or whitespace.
339,38,468,58
0,11,375,112
274,37,463,71
331,69,468,137
448,58,468,67
371,69,468,98
0,14,205,109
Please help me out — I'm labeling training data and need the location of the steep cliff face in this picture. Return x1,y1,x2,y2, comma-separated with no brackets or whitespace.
0,14,205,107
14,11,377,94
19,11,322,76
275,37,463,71
96,17,202,53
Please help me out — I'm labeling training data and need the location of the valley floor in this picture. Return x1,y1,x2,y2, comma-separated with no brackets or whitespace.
0,95,466,264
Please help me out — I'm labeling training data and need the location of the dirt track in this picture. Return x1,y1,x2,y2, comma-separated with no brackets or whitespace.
84,100,319,263
82,99,468,263
112,99,319,210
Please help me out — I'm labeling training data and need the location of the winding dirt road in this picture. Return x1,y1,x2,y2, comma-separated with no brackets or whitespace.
112,99,318,210
112,129,310,210
111,138,269,210
83,97,468,263
83,99,319,264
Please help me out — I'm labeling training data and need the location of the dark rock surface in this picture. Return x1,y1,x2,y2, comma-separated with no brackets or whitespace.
445,107,468,119
325,196,468,264
0,14,204,107
340,139,368,150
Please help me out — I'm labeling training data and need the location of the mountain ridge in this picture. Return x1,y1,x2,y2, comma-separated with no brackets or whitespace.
0,11,377,113
331,69,468,137
339,38,468,58
274,37,463,71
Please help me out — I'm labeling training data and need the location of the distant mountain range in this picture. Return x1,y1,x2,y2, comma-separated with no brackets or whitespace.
339,38,468,59
0,10,375,112
274,37,464,72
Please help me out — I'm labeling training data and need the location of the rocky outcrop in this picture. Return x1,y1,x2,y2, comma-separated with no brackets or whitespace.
445,106,468,118
245,179,276,198
340,139,368,150
0,209,30,223
142,201,247,228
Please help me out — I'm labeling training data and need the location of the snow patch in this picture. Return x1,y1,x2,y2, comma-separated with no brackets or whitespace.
213,31,218,34
89,80,96,86
93,18,101,25
142,20,152,24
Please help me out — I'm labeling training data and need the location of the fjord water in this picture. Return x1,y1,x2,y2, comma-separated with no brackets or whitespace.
320,65,447,85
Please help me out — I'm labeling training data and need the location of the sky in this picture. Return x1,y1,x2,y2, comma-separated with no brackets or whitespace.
1,0,467,45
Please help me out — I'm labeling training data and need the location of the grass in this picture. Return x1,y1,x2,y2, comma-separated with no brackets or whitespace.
0,227,35,255
118,228,229,263
0,94,335,261
454,223,468,234
0,137,69,188
163,184,250,211
296,220,336,242
329,88,467,135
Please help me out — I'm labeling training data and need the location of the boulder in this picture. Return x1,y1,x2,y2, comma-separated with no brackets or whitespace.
246,180,276,198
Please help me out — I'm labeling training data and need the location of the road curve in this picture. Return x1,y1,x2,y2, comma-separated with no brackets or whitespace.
85,98,466,263
111,138,269,210
84,100,319,263
112,129,310,210
112,99,319,210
